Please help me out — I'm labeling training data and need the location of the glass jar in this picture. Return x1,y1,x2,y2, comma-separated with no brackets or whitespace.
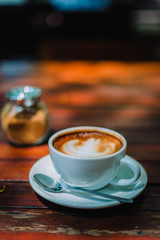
1,86,51,146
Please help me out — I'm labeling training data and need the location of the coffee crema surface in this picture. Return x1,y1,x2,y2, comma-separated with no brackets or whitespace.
53,131,122,158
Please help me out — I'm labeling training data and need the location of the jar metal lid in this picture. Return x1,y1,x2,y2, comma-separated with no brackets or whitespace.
7,86,42,101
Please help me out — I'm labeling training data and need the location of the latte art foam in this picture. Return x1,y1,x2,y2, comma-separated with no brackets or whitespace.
53,131,122,158
62,138,118,157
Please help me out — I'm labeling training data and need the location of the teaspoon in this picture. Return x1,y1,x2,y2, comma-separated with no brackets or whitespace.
33,173,133,203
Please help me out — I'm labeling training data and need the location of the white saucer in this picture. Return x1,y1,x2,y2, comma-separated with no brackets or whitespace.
29,154,147,209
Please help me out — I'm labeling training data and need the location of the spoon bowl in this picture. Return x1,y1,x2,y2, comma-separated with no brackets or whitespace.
34,174,63,192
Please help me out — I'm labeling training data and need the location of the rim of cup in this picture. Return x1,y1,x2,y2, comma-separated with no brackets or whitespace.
48,126,127,160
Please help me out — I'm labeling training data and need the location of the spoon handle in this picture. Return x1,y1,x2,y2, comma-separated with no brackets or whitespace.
71,186,133,203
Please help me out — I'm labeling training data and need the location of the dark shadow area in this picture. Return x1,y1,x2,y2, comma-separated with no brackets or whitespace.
0,0,160,61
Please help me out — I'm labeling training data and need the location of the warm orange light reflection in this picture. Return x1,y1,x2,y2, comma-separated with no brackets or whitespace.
1,61,160,109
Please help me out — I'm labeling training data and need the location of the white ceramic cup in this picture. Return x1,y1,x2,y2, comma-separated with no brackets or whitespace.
49,126,140,190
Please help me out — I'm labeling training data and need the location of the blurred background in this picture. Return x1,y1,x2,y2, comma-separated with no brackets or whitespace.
0,0,160,61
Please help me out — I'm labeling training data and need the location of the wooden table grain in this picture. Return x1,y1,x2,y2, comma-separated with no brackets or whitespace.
0,61,160,240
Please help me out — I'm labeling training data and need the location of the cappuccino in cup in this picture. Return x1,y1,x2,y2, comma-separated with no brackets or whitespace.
49,126,140,190
53,131,122,158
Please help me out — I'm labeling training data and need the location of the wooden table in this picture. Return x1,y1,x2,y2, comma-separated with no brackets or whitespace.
0,61,160,240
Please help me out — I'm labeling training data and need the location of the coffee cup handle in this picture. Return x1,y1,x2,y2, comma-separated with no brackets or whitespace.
111,156,141,186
